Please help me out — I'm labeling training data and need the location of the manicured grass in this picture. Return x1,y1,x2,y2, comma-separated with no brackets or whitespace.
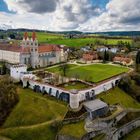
122,127,140,140
58,81,90,90
59,121,86,138
0,88,68,140
46,64,129,83
3,88,67,128
97,87,140,109
47,38,132,48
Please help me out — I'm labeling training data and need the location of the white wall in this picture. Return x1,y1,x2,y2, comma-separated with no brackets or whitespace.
0,50,20,64
10,65,27,81
21,74,122,109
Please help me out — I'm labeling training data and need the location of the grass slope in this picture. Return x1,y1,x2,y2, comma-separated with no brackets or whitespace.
47,64,129,83
97,87,140,109
0,88,67,140
59,121,86,138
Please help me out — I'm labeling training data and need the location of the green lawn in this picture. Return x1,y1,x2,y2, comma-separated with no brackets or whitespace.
97,87,140,109
122,127,140,140
59,121,86,138
0,88,67,140
46,64,129,83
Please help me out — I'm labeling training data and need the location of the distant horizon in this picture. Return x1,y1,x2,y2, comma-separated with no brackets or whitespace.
1,28,140,33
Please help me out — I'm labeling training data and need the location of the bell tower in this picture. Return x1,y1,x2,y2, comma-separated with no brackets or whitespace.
30,32,39,68
21,32,30,47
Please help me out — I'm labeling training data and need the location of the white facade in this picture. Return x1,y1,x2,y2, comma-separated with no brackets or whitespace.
0,50,20,64
10,64,27,81
0,32,67,69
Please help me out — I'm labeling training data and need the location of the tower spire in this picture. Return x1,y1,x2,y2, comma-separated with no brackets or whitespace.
32,31,36,41
24,32,28,40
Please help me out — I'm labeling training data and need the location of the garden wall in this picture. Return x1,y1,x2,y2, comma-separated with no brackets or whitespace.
21,73,122,109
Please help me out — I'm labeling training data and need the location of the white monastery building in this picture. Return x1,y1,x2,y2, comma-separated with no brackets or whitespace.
0,32,67,68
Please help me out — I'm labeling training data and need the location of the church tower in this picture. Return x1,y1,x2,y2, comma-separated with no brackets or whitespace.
21,32,30,47
30,32,39,68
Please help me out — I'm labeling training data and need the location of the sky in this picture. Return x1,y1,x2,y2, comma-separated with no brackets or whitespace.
0,0,140,32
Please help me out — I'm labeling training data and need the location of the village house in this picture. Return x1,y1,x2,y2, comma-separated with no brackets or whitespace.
113,56,133,66
82,51,98,62
0,32,67,68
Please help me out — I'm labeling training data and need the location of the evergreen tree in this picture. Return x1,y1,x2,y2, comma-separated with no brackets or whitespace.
103,50,109,63
136,51,140,72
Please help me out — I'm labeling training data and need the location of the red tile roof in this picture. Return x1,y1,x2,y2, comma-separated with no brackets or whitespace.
0,43,61,54
113,56,131,63
83,52,98,61
38,44,60,53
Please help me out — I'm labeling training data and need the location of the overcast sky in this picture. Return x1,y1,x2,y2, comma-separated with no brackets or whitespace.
0,0,140,32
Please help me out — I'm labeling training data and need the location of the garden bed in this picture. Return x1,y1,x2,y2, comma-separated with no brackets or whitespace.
58,81,91,90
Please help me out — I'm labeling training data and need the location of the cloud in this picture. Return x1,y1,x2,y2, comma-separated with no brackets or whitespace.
4,0,58,14
2,0,101,30
80,0,140,31
1,0,140,31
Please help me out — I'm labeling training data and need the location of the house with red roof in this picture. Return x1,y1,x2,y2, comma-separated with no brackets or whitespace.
82,52,98,62
113,56,133,66
0,32,67,68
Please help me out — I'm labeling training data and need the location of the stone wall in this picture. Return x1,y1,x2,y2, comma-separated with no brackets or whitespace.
111,118,140,140
21,73,122,109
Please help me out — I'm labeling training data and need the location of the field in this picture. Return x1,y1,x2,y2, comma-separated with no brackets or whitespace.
21,32,64,43
0,88,67,140
25,32,132,48
97,87,140,109
47,38,132,48
46,64,129,83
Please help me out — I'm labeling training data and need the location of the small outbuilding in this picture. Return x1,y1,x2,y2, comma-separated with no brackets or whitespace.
84,99,108,119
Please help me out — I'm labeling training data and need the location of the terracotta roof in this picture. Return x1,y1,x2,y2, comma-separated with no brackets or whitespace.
38,44,61,53
113,56,131,63
0,43,61,54
0,43,21,52
0,43,31,53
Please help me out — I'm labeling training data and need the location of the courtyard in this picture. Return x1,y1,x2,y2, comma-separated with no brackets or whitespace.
46,63,129,83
